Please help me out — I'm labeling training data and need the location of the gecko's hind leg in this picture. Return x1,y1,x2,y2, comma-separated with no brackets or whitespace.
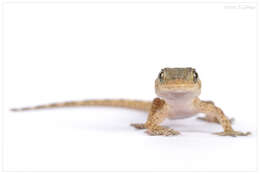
196,100,234,124
194,98,250,137
130,123,146,129
197,115,234,124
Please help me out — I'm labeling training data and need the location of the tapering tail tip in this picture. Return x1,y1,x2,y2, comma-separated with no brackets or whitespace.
10,108,30,112
10,108,21,112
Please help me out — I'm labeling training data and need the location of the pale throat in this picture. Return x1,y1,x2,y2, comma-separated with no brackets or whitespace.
157,89,198,101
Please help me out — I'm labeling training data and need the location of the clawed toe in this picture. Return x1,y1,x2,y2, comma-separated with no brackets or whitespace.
146,127,180,136
130,123,146,129
229,118,235,124
214,130,251,137
197,116,219,123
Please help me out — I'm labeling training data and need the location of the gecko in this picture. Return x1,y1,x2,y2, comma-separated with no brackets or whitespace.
11,67,250,137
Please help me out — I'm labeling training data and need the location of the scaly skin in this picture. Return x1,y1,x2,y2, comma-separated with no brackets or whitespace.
11,67,250,137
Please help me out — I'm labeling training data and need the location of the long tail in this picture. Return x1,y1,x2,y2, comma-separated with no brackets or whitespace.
10,99,152,112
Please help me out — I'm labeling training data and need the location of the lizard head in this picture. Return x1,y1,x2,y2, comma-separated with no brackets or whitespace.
155,67,201,97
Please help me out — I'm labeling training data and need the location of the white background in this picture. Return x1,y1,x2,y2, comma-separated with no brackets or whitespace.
2,2,257,172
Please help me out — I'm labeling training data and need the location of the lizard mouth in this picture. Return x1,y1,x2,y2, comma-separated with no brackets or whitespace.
158,84,199,92
155,81,201,99
155,79,201,93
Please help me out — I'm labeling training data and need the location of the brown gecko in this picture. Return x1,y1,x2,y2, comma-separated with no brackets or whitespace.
11,67,250,137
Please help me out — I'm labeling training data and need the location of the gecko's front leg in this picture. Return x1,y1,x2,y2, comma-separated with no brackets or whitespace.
131,98,180,136
193,98,250,137
197,101,234,124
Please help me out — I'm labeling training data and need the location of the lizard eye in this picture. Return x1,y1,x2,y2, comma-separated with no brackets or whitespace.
193,71,198,83
158,71,164,82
